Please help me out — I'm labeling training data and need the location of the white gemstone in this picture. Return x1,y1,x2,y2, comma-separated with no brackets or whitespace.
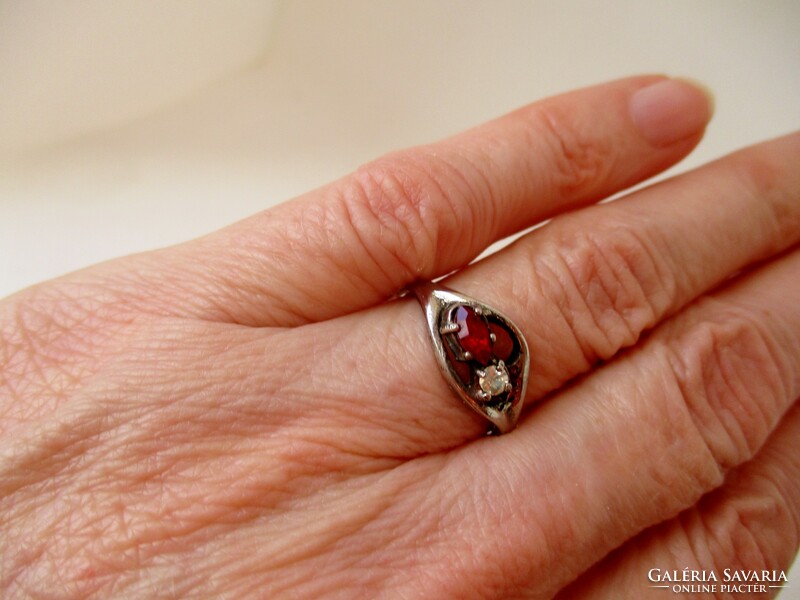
479,364,509,397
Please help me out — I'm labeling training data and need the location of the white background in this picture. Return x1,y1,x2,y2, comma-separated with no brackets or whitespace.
1,0,799,595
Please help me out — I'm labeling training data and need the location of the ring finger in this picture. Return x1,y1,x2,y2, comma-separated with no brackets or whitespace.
301,131,800,453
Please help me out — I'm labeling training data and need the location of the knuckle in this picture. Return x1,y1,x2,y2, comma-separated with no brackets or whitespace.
6,286,89,356
534,218,674,364
694,485,796,577
4,281,130,359
533,103,612,197
663,305,790,470
0,283,134,422
337,151,473,282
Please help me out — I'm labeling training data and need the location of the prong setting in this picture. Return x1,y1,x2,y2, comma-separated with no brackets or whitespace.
477,361,511,400
439,322,460,335
411,282,529,434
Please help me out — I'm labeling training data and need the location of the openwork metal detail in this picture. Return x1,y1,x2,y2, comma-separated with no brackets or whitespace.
412,282,530,434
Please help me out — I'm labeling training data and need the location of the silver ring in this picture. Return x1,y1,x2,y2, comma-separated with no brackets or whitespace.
411,282,530,435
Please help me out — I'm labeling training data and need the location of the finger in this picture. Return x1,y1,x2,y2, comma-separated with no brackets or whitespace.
156,75,711,326
343,130,800,449
557,400,800,599
434,244,800,597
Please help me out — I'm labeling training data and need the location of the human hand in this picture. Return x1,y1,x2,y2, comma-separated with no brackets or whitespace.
2,76,798,599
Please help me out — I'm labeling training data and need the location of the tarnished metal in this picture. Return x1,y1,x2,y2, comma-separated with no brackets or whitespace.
411,282,530,435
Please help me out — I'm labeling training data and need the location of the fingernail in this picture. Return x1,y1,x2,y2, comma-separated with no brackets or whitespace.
630,78,714,146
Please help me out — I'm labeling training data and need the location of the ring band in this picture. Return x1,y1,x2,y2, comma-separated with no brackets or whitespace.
411,282,530,435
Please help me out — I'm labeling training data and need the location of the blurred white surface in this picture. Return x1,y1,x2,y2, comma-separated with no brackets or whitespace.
0,0,280,153
1,0,799,591
1,1,799,298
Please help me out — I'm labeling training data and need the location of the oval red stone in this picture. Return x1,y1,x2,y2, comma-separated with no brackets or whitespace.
455,305,493,365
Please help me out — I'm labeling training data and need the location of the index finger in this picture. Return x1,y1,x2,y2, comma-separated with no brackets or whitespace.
153,75,713,326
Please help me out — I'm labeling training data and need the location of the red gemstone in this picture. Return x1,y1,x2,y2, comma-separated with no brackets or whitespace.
455,305,493,365
488,322,514,362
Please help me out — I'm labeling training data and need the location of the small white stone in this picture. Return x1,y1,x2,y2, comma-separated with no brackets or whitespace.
479,364,509,397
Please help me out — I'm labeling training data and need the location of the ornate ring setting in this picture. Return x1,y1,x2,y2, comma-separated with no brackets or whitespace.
411,282,530,434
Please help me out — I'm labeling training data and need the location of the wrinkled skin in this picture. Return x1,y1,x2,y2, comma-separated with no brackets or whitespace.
2,76,800,599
